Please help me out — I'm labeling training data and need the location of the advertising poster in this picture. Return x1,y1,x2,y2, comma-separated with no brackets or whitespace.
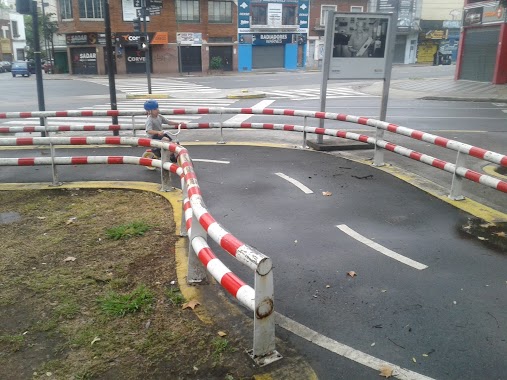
329,13,392,79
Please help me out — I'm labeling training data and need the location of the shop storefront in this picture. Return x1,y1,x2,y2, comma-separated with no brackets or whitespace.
457,2,507,83
177,33,203,72
66,33,109,75
116,32,168,74
237,0,309,71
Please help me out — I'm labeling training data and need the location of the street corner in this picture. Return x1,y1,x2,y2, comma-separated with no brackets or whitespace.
227,89,266,99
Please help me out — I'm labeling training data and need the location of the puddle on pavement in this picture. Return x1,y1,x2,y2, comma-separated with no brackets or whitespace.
458,217,507,254
0,212,22,224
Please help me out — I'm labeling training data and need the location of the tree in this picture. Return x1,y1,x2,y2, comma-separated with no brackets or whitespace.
23,11,58,60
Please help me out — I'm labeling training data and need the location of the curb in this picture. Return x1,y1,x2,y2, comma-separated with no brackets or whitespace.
126,93,171,99
420,96,507,102
227,90,266,99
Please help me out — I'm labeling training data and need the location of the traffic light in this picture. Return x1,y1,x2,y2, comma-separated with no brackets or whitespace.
133,18,141,33
138,35,147,51
16,0,31,14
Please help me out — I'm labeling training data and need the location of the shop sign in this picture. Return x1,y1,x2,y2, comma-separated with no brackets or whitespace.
238,0,251,30
443,20,462,29
252,33,293,45
122,0,164,21
298,0,309,31
426,30,445,39
177,32,202,46
116,32,168,45
378,0,415,32
0,38,12,53
463,7,483,26
66,33,89,45
482,4,505,25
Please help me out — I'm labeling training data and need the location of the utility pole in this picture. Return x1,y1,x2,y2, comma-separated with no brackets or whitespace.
32,0,46,136
103,0,119,135
141,0,152,94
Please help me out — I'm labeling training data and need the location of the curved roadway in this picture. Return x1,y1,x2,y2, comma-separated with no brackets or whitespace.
1,144,506,380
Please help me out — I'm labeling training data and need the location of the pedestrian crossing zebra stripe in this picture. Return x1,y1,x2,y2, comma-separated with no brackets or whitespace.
76,78,221,94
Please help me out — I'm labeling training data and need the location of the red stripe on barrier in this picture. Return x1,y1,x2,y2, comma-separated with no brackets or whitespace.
434,137,450,147
107,156,124,164
187,187,201,197
358,135,370,143
17,138,34,145
0,113,6,118
199,213,216,231
70,137,87,145
432,159,447,170
186,219,192,231
71,157,88,164
173,109,186,114
183,200,191,211
138,138,152,147
411,130,424,140
240,123,252,128
337,114,347,121
384,142,397,151
387,124,398,133
84,125,95,131
105,137,122,145
336,131,347,138
464,170,482,183
263,109,274,115
468,146,488,160
315,127,325,135
283,125,295,131
185,172,197,180
283,109,295,116
220,272,245,297
58,126,71,131
109,125,121,130
358,117,369,125
410,151,423,160
18,158,35,166
502,156,507,167
24,127,36,132
20,112,33,118
315,112,326,119
80,111,93,117
497,181,507,193
241,108,253,114
264,124,274,129
106,110,120,116
198,247,216,267
139,157,154,167
220,234,243,256
0,128,8,133
197,108,210,114
55,111,68,117
198,123,211,128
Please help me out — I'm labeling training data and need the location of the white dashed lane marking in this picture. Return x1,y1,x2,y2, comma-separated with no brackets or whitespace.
337,224,428,270
274,172,313,194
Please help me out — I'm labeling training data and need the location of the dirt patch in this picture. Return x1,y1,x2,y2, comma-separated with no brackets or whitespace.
0,189,261,380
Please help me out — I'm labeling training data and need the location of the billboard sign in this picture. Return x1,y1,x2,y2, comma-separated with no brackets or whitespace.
328,13,394,80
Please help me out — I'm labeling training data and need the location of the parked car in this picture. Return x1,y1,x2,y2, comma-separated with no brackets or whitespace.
27,60,35,74
11,61,31,77
0,61,12,72
0,65,5,73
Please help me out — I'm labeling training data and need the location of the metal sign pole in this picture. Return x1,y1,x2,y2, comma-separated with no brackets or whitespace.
142,0,152,94
317,10,335,145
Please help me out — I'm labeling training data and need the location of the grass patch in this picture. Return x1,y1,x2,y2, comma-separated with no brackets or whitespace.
0,334,25,352
166,287,185,306
211,337,236,365
106,221,151,240
98,285,154,317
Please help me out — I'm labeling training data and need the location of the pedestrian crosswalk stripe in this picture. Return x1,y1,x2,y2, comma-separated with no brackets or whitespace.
262,87,375,100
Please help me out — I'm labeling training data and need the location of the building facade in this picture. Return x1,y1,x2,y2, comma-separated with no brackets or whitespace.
456,0,507,83
57,0,238,74
417,0,462,64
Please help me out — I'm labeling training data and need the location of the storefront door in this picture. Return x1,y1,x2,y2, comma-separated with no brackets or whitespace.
461,27,500,82
179,46,202,73
252,46,284,69
125,46,152,74
70,47,98,75
209,46,233,71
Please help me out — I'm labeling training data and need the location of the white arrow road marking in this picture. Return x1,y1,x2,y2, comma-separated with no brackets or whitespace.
336,224,428,270
276,313,436,380
274,172,313,194
225,99,275,124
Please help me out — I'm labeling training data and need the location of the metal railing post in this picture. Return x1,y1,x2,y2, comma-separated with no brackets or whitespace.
180,177,188,237
249,258,282,366
373,126,385,167
217,112,226,144
160,148,173,192
187,207,208,284
449,150,465,201
45,117,59,186
302,116,307,149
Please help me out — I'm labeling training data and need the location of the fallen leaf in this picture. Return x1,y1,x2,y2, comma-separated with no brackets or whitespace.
347,271,357,277
477,236,488,241
480,223,495,228
182,299,200,310
193,366,198,371
63,256,76,262
379,365,393,378
494,232,506,238
97,189,103,193
412,357,417,363
37,216,46,220
322,191,332,196
65,217,77,225
91,337,100,345
217,331,227,337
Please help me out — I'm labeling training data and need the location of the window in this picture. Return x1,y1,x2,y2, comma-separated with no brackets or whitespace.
208,1,232,23
177,0,200,22
251,4,267,25
282,4,296,25
350,6,364,12
11,21,19,38
320,5,337,26
60,0,73,19
78,0,103,19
